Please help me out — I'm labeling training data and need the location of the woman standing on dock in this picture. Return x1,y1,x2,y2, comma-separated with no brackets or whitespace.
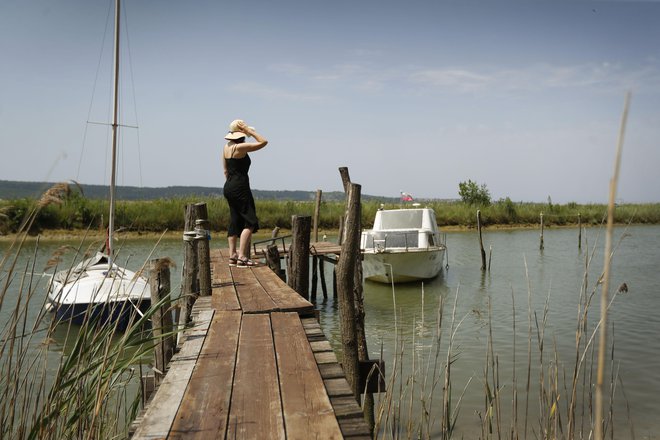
222,119,268,267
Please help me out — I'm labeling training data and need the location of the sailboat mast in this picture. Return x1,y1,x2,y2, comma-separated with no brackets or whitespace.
108,0,120,265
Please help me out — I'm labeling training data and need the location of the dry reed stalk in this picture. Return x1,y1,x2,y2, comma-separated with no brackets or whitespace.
523,256,532,440
510,287,519,440
595,91,630,440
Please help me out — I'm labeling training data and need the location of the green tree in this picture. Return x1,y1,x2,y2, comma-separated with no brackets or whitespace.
458,179,491,206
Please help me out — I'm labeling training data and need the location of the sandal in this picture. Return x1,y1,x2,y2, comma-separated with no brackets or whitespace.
228,257,238,267
237,258,261,268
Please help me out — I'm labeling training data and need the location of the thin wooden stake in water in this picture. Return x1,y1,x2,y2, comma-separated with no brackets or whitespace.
539,212,544,250
477,210,486,271
488,245,493,272
595,91,630,440
578,212,582,249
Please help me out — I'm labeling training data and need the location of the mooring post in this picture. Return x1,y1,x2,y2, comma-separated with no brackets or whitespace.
540,212,545,250
311,190,322,301
477,209,487,271
336,182,362,399
287,215,311,300
149,258,174,386
194,202,211,297
179,204,199,329
578,212,582,249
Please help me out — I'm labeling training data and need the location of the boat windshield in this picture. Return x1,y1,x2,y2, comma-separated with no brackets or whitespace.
364,231,419,249
379,210,423,229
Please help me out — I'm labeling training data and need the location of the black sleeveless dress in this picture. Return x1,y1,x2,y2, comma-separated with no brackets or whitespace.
223,153,259,235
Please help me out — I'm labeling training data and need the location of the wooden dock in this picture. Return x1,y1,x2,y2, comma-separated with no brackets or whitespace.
131,248,371,439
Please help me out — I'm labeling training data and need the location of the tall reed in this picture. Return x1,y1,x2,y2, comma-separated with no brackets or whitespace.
0,183,172,439
369,227,631,439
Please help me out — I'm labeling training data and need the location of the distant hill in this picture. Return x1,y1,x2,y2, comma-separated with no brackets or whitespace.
0,180,398,203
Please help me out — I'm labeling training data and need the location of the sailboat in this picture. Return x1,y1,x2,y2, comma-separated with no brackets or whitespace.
47,0,150,330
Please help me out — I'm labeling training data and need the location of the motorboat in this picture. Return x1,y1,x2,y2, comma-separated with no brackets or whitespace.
360,206,446,283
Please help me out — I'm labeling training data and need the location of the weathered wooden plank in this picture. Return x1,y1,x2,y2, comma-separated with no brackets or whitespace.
251,266,314,315
271,312,343,439
324,377,355,397
331,396,368,420
337,412,373,437
230,265,279,313
309,340,333,353
209,252,241,311
309,242,342,256
315,351,340,365
168,311,241,439
318,363,346,380
131,309,214,440
227,314,285,439
301,317,321,329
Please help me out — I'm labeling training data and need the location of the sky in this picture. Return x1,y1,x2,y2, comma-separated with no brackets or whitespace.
1,0,659,203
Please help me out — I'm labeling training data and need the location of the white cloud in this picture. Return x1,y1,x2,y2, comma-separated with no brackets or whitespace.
266,58,660,97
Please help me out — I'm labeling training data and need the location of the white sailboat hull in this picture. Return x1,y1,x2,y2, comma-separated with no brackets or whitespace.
47,252,150,329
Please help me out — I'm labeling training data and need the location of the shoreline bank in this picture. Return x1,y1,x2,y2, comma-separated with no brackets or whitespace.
0,222,643,242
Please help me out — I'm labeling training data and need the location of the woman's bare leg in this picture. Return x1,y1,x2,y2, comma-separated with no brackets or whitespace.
228,235,238,259
238,228,253,260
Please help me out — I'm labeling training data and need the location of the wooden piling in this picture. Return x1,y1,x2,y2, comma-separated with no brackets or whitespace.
287,215,311,300
179,204,199,328
336,182,362,399
149,258,175,386
195,202,212,297
540,212,545,250
477,209,486,271
339,167,351,192
311,190,322,301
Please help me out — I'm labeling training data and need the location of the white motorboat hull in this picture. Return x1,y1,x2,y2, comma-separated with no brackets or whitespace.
362,247,445,283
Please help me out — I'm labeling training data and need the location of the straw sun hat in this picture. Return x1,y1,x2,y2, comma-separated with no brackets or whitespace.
224,119,255,140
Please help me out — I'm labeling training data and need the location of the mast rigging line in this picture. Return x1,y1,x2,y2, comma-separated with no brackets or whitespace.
75,0,145,189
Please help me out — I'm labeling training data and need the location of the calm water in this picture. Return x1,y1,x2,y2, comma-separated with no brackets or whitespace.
317,225,660,439
1,225,659,438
